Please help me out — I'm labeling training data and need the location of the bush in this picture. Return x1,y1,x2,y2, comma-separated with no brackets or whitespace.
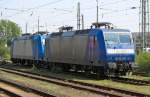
0,19,21,60
136,52,150,76
0,44,10,60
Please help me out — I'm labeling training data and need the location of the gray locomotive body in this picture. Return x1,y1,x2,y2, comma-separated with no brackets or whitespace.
45,28,135,76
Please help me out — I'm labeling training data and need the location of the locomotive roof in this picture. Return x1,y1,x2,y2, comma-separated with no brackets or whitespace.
51,29,90,37
101,28,130,32
14,33,46,40
49,28,130,38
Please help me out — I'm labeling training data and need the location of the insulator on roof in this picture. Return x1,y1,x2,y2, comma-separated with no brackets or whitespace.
34,31,48,35
58,26,73,32
21,33,32,36
92,22,114,29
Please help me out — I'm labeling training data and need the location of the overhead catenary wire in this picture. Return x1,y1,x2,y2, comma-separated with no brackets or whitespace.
0,7,25,12
53,8,72,13
3,0,135,18
25,0,64,11
2,0,131,18
103,6,139,15
82,0,131,11
5,0,65,18
101,0,127,6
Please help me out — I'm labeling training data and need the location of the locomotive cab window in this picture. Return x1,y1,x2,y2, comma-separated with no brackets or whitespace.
104,33,118,44
104,32,132,45
119,34,131,44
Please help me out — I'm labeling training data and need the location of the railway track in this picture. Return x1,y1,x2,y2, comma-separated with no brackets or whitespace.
0,87,21,97
1,61,149,86
110,77,150,85
0,77,56,97
67,70,150,85
0,68,150,97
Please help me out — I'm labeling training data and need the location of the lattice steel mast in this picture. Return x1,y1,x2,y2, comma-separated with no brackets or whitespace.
139,0,150,49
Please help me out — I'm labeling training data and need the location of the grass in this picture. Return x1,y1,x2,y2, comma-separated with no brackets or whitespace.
0,63,150,95
123,75,150,81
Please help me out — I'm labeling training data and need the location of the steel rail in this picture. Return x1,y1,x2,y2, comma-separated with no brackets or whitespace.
0,68,150,97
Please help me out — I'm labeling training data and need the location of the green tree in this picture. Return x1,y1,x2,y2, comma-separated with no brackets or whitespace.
0,19,22,59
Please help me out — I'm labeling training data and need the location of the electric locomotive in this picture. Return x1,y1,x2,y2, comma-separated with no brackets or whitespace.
11,32,46,65
45,22,135,76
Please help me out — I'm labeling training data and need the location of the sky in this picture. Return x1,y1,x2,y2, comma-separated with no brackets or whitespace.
0,0,143,33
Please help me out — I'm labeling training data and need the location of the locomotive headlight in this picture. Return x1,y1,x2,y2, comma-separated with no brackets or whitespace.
108,63,117,69
129,62,134,65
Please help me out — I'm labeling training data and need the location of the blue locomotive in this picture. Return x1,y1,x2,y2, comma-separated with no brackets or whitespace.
11,33,46,65
11,22,135,77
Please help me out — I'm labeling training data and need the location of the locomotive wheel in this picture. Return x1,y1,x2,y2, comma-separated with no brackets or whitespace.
105,69,111,78
96,67,105,79
47,64,53,71
34,63,40,68
85,69,91,77
62,65,70,72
